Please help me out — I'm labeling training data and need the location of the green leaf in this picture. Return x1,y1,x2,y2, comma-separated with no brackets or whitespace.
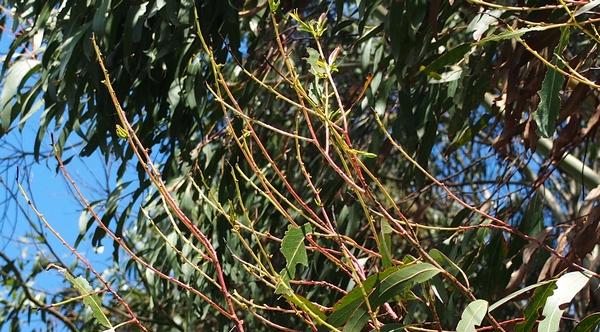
361,38,373,72
280,224,312,280
327,263,441,330
419,43,470,78
269,0,280,12
275,268,292,295
475,26,548,45
575,0,600,17
348,149,377,158
115,124,128,139
571,313,600,332
456,299,488,332
490,278,555,312
514,281,557,332
379,220,393,268
446,114,491,156
539,271,591,332
1,59,41,131
55,267,113,329
388,0,405,59
283,293,327,322
305,47,327,78
429,249,468,285
429,275,448,305
92,0,111,35
535,26,569,137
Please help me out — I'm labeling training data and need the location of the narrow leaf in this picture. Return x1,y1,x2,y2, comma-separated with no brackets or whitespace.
514,281,557,332
429,249,469,287
379,220,393,268
283,293,327,322
575,0,600,17
571,313,600,332
489,278,555,312
52,266,113,329
419,43,471,77
475,26,547,46
1,59,41,131
535,26,569,137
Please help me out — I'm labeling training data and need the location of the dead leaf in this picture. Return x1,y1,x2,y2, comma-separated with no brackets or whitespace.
430,0,440,38
539,225,573,281
558,82,589,124
582,103,600,137
505,228,550,294
568,204,600,262
375,138,393,174
524,117,539,152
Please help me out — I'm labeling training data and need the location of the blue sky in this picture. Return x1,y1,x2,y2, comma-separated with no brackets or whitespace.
0,17,132,331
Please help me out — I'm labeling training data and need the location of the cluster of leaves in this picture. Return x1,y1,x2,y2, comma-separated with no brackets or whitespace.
3,0,600,331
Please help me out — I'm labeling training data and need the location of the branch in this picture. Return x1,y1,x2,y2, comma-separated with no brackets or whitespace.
0,252,79,332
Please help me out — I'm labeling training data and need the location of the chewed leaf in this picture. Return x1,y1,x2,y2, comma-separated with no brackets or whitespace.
280,224,312,280
539,271,591,332
514,281,556,332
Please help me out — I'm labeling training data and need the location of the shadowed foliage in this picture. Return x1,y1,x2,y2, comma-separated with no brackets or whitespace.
2,0,600,331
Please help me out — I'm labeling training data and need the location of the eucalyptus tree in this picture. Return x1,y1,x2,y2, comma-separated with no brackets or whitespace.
2,0,600,331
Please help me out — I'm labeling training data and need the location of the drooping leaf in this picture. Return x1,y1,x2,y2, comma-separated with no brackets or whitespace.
379,219,393,268
429,249,468,286
535,26,570,137
0,59,41,132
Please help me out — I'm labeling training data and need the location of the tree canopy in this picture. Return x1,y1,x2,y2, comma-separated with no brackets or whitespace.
2,0,600,331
